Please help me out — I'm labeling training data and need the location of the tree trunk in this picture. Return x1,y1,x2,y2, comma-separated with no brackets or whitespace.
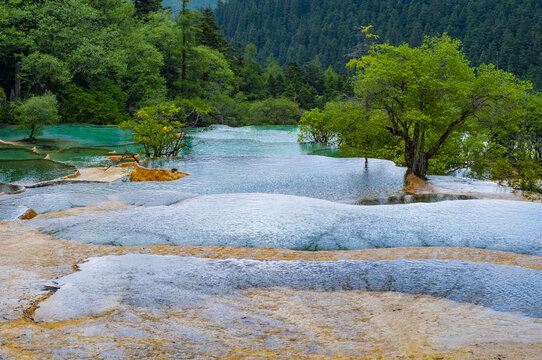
15,62,21,99
405,140,428,178
29,124,35,141
180,0,188,93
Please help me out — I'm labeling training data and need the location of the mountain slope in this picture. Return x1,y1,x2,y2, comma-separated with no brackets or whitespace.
162,0,218,11
215,0,542,87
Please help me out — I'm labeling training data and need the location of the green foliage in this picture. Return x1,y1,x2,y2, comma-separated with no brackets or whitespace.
134,0,162,17
182,45,235,98
0,86,13,124
348,34,531,177
299,101,398,160
194,7,228,52
177,97,216,127
238,44,267,100
0,86,6,104
59,82,130,125
16,92,60,139
1,0,339,127
239,98,300,126
298,108,331,144
120,104,185,157
21,52,72,94
469,92,542,192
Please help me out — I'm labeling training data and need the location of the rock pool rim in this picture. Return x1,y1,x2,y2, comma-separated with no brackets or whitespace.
0,182,26,195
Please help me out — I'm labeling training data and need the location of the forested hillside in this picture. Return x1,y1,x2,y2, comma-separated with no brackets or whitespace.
215,0,542,87
163,0,218,11
0,0,349,128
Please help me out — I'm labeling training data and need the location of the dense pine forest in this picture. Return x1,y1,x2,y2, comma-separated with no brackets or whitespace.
215,0,542,88
163,0,217,11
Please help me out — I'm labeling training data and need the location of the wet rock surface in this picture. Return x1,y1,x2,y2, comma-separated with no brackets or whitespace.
0,182,25,195
1,125,541,359
1,221,542,359
31,194,542,254
35,255,542,320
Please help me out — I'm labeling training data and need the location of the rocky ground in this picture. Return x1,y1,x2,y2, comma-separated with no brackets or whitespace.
1,215,541,359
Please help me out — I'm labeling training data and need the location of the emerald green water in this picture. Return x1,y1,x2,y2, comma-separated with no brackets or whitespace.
0,124,339,183
0,124,134,150
0,124,137,182
0,144,43,160
0,159,76,183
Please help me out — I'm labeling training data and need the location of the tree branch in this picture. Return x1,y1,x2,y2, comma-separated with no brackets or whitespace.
427,109,470,158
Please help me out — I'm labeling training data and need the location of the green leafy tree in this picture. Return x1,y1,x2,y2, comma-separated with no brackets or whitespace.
239,44,267,100
120,104,185,157
194,7,228,52
178,0,193,94
298,108,332,144
472,92,542,191
21,52,72,95
240,98,299,125
59,81,130,125
283,61,303,104
348,34,531,178
0,86,6,106
0,86,12,124
182,45,235,98
16,92,60,140
299,101,397,163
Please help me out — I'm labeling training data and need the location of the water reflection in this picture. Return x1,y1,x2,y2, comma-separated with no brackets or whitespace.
356,194,478,205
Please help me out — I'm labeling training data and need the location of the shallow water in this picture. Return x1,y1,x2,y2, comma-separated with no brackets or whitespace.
0,124,134,151
0,159,76,183
2,124,542,331
2,124,539,254
31,194,542,254
186,125,338,156
35,255,542,321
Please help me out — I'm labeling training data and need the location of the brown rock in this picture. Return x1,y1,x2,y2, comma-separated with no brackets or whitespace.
116,162,138,168
108,154,141,162
19,209,37,220
403,172,434,194
130,164,189,182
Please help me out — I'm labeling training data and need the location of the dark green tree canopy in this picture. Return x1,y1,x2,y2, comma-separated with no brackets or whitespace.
216,0,542,88
134,0,162,16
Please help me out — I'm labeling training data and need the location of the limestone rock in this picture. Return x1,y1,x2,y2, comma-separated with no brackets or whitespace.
130,164,189,182
19,208,37,220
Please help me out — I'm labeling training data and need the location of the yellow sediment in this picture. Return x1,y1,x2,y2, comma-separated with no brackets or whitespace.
129,164,189,182
0,139,21,146
57,164,188,183
1,214,542,358
403,172,433,194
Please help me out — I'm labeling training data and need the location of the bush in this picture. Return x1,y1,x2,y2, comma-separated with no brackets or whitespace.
120,104,185,157
16,92,60,140
239,98,300,126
